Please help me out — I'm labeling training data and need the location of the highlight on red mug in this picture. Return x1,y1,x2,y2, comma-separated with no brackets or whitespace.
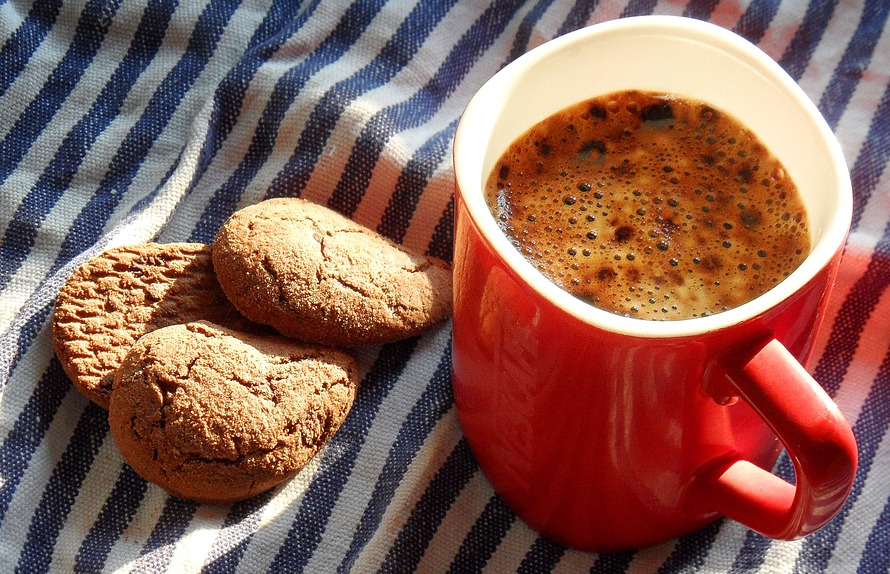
451,16,856,552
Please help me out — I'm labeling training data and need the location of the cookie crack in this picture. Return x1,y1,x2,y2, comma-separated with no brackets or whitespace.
184,355,201,380
314,229,377,300
258,253,288,306
327,272,374,299
173,438,281,468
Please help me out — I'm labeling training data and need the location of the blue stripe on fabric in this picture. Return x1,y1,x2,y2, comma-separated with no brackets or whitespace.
427,194,453,261
555,0,598,37
203,0,323,165
377,120,455,243
261,0,457,204
729,530,771,573
0,0,64,99
620,0,658,17
818,0,890,130
445,494,516,574
589,550,636,573
813,233,890,397
516,537,565,574
795,333,890,573
655,520,723,573
135,496,199,570
199,490,276,574
253,0,458,216
325,0,525,219
334,344,453,574
0,299,57,533
181,0,322,243
1,299,54,396
377,438,478,574
733,0,781,45
850,78,890,231
0,0,122,287
856,486,890,574
777,0,839,81
186,0,389,244
0,0,174,294
266,338,419,574
0,0,121,188
505,0,558,63
0,358,70,526
91,144,186,251
121,0,319,242
682,0,720,20
13,402,107,574
73,466,149,574
49,0,240,265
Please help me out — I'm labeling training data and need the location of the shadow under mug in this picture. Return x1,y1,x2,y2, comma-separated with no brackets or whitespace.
451,16,857,552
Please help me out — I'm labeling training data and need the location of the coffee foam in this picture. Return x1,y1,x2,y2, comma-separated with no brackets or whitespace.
486,91,809,320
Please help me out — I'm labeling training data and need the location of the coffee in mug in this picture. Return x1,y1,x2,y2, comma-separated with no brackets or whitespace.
485,90,810,319
452,16,856,552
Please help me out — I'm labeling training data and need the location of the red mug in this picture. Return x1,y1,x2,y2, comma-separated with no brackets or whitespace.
451,16,856,552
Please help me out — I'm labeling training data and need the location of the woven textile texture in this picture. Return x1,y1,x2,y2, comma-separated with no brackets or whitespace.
1,0,889,572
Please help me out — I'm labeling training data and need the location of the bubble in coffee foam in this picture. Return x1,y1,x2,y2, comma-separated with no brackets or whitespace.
485,90,810,320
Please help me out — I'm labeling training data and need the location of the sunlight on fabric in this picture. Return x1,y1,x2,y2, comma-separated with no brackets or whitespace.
478,516,539,574
230,446,332,574
828,431,890,573
694,520,753,573
163,505,231,573
797,2,868,111
302,327,451,573
0,389,87,560
349,407,465,572
832,286,890,424
617,539,679,574
413,471,492,573
47,439,122,572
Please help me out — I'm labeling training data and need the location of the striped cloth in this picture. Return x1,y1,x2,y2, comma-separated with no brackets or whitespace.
0,0,887,572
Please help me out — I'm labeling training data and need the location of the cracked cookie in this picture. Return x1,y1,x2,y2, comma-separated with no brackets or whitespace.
108,321,358,504
52,242,261,409
212,197,453,347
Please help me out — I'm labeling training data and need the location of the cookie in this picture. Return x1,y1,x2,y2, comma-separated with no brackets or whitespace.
211,198,453,347
52,242,261,409
108,321,358,504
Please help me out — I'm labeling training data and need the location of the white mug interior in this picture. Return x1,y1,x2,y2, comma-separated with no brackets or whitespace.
453,15,852,338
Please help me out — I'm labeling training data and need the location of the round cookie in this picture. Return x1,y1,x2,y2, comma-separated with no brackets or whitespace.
212,198,453,347
108,321,358,504
52,242,261,409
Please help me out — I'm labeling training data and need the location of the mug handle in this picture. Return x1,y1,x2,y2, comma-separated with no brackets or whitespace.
688,339,858,539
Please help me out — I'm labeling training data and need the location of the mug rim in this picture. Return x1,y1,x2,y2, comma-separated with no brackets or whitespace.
453,15,852,338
